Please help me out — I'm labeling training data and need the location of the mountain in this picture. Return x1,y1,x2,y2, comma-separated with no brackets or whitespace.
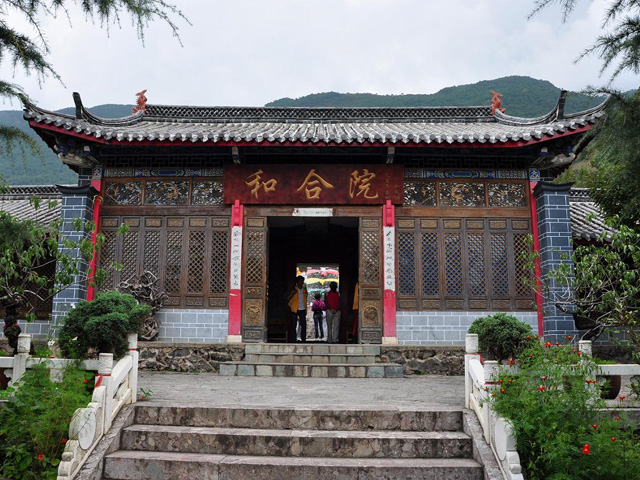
266,76,603,117
0,76,606,185
0,105,132,185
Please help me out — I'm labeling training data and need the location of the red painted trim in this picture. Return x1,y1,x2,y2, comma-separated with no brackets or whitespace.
530,182,544,336
382,202,396,339
227,201,244,338
30,121,595,149
86,176,102,302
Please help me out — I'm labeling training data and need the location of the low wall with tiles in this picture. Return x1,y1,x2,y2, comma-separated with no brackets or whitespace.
396,311,539,345
0,320,51,341
156,309,229,343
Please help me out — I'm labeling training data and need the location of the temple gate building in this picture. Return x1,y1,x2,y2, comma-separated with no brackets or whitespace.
20,91,606,344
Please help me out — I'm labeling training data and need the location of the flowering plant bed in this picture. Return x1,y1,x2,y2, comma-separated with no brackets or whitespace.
489,340,640,480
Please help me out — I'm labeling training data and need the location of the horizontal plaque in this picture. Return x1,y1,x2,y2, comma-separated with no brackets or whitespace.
292,208,334,217
224,164,403,205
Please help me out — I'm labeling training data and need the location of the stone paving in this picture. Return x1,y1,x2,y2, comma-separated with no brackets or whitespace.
138,372,465,408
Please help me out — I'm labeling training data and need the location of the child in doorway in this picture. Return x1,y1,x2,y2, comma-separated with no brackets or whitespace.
311,293,326,340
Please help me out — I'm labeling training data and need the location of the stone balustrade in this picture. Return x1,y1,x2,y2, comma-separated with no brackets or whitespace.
0,333,139,480
464,333,640,480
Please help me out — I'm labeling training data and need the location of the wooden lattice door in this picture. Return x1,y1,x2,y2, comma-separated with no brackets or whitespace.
358,217,383,344
242,217,268,342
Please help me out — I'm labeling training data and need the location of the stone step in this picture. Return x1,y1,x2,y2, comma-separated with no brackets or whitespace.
103,450,484,480
245,343,380,355
134,405,463,432
219,361,403,378
244,353,376,364
120,425,473,459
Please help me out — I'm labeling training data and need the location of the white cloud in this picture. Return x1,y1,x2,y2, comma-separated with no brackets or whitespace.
0,0,636,111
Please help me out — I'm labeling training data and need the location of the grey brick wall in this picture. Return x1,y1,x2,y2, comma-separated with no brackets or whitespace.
51,185,98,329
0,320,51,340
396,311,539,345
533,182,576,342
156,309,229,343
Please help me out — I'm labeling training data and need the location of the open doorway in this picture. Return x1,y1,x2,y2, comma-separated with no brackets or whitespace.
266,217,358,343
296,264,339,342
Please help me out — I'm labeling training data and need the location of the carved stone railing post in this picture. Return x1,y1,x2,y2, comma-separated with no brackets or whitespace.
98,353,114,432
578,340,592,358
9,334,31,388
128,333,139,404
483,360,499,443
465,334,480,409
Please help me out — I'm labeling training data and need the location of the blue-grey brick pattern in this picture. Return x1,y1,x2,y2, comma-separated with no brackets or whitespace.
396,311,538,345
51,185,97,330
156,309,229,343
533,182,576,342
0,320,51,340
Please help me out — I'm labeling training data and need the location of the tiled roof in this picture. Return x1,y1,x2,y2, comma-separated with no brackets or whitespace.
569,188,614,242
23,91,606,147
0,185,62,227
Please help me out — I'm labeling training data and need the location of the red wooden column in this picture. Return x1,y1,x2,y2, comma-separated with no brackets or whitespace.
382,200,398,344
529,181,544,337
227,200,244,343
86,167,103,302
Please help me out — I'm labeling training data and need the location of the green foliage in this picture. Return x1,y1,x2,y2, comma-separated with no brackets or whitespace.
468,313,534,362
267,75,603,117
490,342,640,479
0,207,102,320
58,291,151,359
531,1,640,81
0,362,92,480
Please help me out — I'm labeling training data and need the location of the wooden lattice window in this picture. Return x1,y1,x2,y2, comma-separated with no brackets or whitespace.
98,215,230,308
396,218,534,311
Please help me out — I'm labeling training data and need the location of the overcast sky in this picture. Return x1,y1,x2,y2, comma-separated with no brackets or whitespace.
1,0,637,111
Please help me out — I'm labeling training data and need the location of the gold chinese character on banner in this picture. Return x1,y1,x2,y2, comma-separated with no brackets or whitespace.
297,169,334,200
245,170,277,199
349,169,379,199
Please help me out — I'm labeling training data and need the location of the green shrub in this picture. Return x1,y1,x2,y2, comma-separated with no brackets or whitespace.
490,342,640,479
58,291,151,359
468,313,534,362
0,362,93,480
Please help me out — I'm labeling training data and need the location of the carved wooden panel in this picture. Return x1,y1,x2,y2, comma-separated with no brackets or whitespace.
404,180,436,206
395,215,535,311
421,219,438,229
102,218,118,228
488,183,527,207
512,220,530,230
359,218,383,344
242,217,268,342
98,214,230,309
397,219,415,229
439,182,485,207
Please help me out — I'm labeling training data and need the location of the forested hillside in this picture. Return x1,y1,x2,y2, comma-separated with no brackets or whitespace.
267,76,602,117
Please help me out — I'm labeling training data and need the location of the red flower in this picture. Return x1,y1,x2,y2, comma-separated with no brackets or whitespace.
508,379,513,384
500,388,507,394
538,386,546,391
545,342,552,347
140,396,145,401
534,335,539,340
60,438,67,444
541,376,547,381
582,443,591,455
611,437,617,442
555,342,560,346
577,352,582,356
566,335,573,340
592,424,598,429
529,354,534,358
491,392,497,397
83,379,89,384
508,359,515,366
585,379,593,384
619,395,626,401
526,336,531,340
615,416,621,421
37,453,44,461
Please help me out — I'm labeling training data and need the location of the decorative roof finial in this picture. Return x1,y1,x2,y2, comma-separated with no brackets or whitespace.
490,91,506,115
133,89,148,114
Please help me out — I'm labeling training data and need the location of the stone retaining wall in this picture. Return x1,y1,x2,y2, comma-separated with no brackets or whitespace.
138,342,244,373
379,346,465,376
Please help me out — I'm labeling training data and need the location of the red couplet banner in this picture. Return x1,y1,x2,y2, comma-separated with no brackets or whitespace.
223,164,404,205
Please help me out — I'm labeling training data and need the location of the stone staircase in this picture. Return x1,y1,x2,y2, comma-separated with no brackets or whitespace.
219,343,404,378
101,404,485,479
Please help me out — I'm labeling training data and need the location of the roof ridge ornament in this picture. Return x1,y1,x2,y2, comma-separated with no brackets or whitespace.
490,91,506,116
133,89,148,114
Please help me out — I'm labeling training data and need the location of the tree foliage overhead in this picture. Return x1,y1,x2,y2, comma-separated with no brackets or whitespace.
0,0,186,162
531,0,640,81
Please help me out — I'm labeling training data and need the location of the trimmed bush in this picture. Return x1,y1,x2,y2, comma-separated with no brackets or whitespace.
58,291,151,359
468,313,533,362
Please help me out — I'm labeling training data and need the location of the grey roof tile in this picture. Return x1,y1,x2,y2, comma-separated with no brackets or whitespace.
569,188,614,242
0,185,61,227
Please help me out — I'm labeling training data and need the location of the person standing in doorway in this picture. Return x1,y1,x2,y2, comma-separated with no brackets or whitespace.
325,281,341,343
288,275,308,342
311,293,326,340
